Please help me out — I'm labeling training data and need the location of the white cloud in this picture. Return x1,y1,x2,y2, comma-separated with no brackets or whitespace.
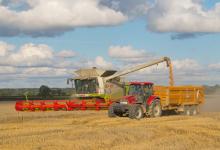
126,58,201,75
0,41,79,72
147,0,220,33
0,66,16,74
56,50,77,58
0,41,14,56
209,63,220,70
173,59,201,70
7,43,54,66
22,67,68,78
0,0,127,37
85,56,113,69
108,45,153,62
0,41,115,87
1,0,220,37
94,56,112,69
0,41,80,87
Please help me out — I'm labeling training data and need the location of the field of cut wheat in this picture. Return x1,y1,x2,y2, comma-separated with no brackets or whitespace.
0,101,220,150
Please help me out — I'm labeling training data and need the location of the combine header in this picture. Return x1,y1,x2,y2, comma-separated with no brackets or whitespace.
15,99,112,111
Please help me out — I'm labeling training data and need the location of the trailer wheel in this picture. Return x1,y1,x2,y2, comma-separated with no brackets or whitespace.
190,105,199,116
149,100,162,118
108,103,117,118
129,104,143,120
184,106,191,116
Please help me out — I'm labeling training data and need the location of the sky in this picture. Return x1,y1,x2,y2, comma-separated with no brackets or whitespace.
0,0,220,88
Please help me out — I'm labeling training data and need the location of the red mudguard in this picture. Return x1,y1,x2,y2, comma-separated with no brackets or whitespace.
147,95,159,106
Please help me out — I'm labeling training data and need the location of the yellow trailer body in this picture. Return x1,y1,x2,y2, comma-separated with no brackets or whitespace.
154,86,205,110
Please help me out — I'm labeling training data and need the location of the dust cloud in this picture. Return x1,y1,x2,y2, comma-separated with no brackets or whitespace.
202,90,220,112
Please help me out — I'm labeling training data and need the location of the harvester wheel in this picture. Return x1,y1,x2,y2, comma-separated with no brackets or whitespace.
149,100,162,118
129,104,143,119
108,104,117,118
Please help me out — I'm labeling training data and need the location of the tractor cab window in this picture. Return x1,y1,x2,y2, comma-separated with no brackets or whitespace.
143,84,153,97
128,85,143,96
75,79,98,94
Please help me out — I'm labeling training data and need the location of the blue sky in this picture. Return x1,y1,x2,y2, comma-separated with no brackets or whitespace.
204,0,220,9
0,0,220,88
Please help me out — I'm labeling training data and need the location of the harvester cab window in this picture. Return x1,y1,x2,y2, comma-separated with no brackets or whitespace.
75,79,98,94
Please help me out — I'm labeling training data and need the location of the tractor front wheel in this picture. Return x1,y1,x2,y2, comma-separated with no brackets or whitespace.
129,104,144,120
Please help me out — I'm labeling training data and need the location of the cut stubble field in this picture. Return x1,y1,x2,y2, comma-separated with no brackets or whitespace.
0,97,220,150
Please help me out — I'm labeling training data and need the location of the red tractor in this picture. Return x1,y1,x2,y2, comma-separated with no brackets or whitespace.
108,82,162,119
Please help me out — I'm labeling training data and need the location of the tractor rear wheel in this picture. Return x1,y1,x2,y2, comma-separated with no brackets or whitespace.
129,104,144,120
108,103,117,118
149,100,162,118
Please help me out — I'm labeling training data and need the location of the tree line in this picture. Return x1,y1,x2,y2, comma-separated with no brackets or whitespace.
0,85,75,101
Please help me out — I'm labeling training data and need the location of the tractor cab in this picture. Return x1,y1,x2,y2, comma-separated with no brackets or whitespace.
122,82,154,105
127,82,154,103
109,82,162,119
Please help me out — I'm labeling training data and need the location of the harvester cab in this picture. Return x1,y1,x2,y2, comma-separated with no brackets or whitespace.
108,82,161,119
67,68,122,100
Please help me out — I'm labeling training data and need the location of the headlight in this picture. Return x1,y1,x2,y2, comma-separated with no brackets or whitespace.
120,101,128,104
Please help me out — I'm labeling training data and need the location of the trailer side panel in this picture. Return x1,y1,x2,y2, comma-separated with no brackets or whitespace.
154,86,205,109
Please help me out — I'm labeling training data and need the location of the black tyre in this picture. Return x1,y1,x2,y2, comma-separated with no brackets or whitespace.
129,104,144,120
149,100,162,118
108,103,117,118
190,105,199,116
184,106,191,116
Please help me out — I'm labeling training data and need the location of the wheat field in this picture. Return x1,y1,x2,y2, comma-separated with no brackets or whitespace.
0,101,220,150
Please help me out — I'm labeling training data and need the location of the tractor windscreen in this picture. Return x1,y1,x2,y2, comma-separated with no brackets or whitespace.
75,79,98,94
128,85,143,96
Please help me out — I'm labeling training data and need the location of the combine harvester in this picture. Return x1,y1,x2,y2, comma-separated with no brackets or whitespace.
15,57,204,114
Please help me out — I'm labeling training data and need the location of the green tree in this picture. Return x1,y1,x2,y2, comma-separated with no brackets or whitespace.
39,85,51,99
